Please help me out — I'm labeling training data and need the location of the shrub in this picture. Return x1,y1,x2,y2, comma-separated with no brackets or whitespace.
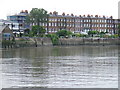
56,30,73,37
47,34,59,45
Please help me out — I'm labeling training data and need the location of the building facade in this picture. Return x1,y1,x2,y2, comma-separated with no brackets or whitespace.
44,12,120,34
0,19,18,31
7,10,29,32
0,25,14,41
7,11,120,35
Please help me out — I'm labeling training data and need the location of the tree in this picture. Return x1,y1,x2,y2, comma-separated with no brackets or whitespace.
26,8,49,26
56,30,73,37
118,24,120,38
88,31,99,37
32,25,46,36
47,34,59,45
24,29,30,35
100,31,106,34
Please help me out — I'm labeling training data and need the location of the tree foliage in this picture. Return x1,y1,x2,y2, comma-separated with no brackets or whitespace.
47,34,59,45
73,33,87,37
118,24,120,38
24,29,30,35
56,30,73,37
100,31,106,34
88,31,99,35
31,25,46,36
88,31,99,37
26,8,49,26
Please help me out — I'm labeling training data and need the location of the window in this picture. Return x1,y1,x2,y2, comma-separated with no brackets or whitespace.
55,23,57,26
3,33,11,38
81,24,82,27
43,23,44,26
67,24,69,27
50,23,52,26
49,23,51,26
55,19,57,21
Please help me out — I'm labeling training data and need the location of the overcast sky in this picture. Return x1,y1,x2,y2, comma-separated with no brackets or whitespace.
0,0,119,19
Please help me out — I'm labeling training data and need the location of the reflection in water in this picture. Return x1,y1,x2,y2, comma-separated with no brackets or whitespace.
2,46,118,88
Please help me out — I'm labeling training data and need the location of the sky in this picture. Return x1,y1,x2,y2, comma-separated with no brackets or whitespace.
0,0,120,19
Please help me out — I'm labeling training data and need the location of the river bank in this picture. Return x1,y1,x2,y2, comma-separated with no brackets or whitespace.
1,37,120,48
1,37,52,48
58,38,120,46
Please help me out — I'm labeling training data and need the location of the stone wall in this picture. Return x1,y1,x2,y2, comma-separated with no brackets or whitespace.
2,37,53,48
2,37,120,48
15,37,53,47
58,38,120,45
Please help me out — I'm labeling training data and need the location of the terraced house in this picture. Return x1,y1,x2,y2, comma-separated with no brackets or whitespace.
7,11,120,35
44,11,120,34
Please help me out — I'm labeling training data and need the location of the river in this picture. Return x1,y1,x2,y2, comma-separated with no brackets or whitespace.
1,46,118,88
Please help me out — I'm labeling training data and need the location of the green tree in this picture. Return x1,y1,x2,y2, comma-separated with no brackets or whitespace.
56,30,73,37
88,31,99,37
26,8,49,26
100,31,106,34
74,33,87,37
118,24,120,38
47,34,59,45
24,28,30,35
32,25,46,36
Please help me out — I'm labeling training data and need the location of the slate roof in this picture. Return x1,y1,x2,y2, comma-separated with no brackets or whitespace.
0,19,13,23
0,25,7,33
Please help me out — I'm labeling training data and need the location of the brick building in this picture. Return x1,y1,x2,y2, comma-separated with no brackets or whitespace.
7,11,120,35
41,11,120,35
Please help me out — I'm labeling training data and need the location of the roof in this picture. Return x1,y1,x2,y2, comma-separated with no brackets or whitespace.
8,14,27,17
0,25,8,33
49,14,113,19
0,19,13,23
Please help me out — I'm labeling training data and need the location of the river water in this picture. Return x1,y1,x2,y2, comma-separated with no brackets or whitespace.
1,46,118,88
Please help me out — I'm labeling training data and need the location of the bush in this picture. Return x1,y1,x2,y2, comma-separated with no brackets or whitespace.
56,30,73,37
28,31,34,37
47,34,59,45
29,25,46,37
24,29,30,35
100,31,106,34
108,34,119,38
2,40,13,47
88,31,99,37
88,31,99,35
